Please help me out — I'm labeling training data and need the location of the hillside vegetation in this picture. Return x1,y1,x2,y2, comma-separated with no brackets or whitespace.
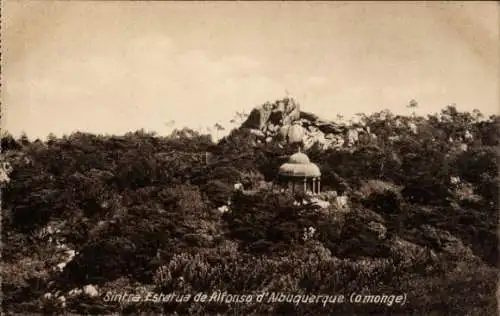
1,102,499,315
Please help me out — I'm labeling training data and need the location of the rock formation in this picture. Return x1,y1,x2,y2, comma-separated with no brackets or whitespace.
240,97,368,150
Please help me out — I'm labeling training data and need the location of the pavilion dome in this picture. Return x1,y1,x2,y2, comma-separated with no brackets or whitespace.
278,152,321,178
278,163,321,178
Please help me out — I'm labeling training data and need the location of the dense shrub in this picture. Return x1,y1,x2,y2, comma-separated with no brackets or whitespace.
1,106,498,315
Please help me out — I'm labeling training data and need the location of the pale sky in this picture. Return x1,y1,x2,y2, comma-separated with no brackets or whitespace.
2,1,499,138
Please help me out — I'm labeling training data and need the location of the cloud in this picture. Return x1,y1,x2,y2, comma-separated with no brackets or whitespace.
307,76,329,87
4,2,498,138
4,33,283,137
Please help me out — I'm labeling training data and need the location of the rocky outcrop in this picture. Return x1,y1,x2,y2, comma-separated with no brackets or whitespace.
83,284,99,297
240,97,373,151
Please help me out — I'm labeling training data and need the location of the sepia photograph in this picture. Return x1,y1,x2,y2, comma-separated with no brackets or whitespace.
1,1,499,315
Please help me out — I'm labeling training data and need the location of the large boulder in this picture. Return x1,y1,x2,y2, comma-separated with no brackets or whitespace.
287,124,305,144
242,102,274,130
83,284,99,297
242,97,301,130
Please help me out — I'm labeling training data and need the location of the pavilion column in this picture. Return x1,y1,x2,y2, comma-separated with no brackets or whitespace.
318,177,321,194
303,177,307,192
312,178,317,195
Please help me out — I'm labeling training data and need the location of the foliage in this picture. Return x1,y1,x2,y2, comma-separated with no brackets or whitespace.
1,106,498,315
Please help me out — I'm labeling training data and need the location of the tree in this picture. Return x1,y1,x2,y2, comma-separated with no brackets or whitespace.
2,102,498,315
213,123,225,141
407,99,418,117
229,111,249,126
1,131,21,151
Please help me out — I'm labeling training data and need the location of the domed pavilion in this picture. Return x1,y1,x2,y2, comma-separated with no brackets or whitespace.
277,151,321,195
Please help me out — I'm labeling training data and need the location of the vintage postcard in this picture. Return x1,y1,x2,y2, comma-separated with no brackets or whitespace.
1,1,499,315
